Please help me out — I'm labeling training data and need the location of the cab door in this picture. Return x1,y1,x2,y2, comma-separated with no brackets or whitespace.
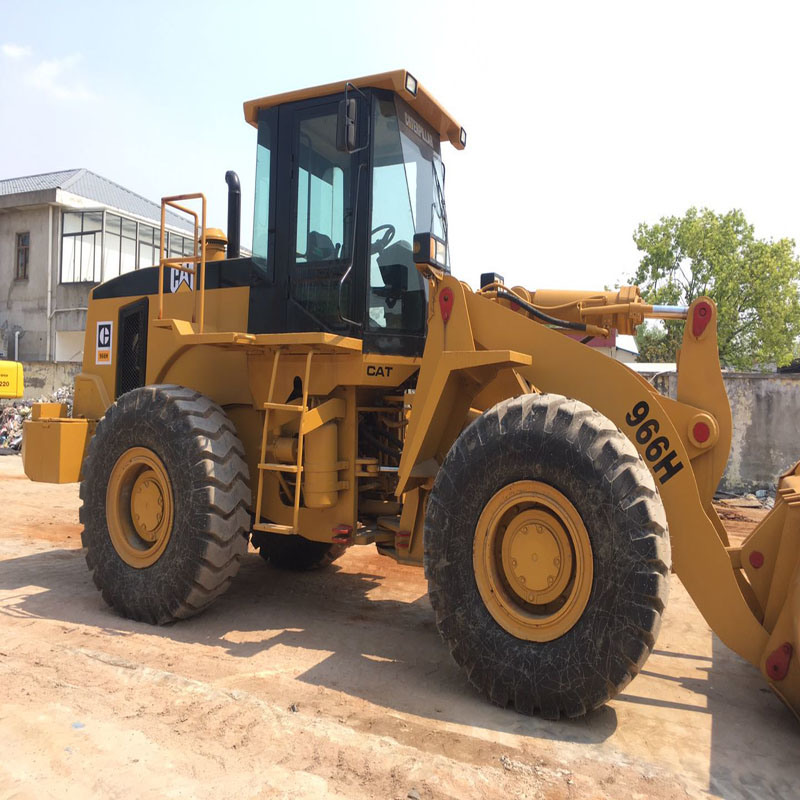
279,97,369,334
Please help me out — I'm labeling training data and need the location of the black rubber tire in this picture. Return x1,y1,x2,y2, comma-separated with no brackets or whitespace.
425,393,670,719
79,385,251,624
252,531,346,571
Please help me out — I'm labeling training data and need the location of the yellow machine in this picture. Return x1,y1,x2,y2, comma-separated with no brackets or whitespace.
22,71,800,720
0,360,24,399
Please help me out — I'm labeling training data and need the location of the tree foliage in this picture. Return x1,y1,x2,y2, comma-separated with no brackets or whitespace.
628,207,800,370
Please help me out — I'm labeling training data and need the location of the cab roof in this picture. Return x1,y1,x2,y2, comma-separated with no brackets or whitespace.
243,69,465,150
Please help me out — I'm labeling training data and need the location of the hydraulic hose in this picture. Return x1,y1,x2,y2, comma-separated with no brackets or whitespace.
359,424,401,461
494,287,589,333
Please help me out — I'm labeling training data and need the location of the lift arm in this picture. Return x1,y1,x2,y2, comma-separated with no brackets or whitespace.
401,273,800,714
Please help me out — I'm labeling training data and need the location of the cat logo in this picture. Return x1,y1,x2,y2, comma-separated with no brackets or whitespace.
404,111,434,148
169,267,194,293
96,321,113,366
366,365,394,378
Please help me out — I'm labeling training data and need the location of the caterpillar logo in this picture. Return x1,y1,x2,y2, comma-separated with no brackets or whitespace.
96,321,113,366
169,268,194,293
403,112,434,148
366,365,394,377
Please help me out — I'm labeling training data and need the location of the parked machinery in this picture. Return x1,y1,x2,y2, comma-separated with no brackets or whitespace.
0,360,23,399
22,71,800,720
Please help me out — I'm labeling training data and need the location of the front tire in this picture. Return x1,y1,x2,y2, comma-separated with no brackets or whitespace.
80,385,251,624
425,393,670,718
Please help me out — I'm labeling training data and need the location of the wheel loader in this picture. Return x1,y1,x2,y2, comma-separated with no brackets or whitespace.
21,70,800,720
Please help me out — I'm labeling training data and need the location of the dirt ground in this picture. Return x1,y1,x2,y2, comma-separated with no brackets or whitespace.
0,456,797,800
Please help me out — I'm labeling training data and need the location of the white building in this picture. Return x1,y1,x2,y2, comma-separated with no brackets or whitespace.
0,169,195,362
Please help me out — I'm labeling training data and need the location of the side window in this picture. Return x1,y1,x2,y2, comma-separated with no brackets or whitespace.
291,110,356,329
296,164,344,261
294,113,351,263
252,109,276,262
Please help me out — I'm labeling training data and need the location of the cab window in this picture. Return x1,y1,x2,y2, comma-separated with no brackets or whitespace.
291,110,356,329
368,96,427,334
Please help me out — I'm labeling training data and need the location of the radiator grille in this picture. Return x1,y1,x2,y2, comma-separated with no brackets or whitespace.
116,299,148,397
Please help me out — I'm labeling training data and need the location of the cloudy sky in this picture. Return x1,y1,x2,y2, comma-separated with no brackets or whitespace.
1,0,799,292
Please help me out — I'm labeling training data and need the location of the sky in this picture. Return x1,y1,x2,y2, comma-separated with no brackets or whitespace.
2,0,800,293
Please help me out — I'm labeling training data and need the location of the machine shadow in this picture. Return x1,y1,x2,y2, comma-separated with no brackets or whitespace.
641,640,799,799
0,546,618,745
705,634,798,800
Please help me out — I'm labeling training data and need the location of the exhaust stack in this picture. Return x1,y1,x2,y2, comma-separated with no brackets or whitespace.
225,170,241,259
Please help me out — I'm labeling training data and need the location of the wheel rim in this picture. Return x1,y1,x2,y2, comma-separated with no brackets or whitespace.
473,480,593,642
106,447,174,568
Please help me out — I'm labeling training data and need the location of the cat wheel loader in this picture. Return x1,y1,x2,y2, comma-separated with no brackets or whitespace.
21,71,800,720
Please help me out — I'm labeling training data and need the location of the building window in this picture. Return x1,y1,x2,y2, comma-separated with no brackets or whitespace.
60,210,193,284
61,211,102,282
15,232,29,280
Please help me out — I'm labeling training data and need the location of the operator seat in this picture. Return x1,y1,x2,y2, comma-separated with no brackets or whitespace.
305,231,340,261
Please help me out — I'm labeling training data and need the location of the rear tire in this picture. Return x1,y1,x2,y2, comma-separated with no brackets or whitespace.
425,393,670,719
252,531,346,571
80,385,251,624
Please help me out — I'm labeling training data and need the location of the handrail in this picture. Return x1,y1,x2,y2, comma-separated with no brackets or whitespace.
158,193,207,333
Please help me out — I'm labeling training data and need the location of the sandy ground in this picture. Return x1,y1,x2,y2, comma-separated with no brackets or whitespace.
0,455,798,800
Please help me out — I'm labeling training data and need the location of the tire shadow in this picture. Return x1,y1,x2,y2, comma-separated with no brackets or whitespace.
0,545,618,746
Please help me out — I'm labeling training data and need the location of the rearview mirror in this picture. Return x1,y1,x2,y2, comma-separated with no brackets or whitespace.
337,98,357,152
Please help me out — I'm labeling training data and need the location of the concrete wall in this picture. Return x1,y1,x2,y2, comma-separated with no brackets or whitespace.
0,205,55,361
647,371,800,493
17,360,81,399
54,330,85,362
0,203,92,363
53,282,90,338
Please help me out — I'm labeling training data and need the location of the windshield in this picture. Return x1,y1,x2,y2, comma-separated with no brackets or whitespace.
368,95,447,334
395,97,448,250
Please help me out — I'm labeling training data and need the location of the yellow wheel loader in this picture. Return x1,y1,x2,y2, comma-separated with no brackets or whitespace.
22,71,800,720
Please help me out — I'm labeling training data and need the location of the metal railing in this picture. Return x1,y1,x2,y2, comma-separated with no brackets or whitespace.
158,193,207,333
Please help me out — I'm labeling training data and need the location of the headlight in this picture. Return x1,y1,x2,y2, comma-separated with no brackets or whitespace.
413,232,448,271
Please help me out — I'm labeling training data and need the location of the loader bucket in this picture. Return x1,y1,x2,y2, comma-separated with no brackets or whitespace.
737,461,800,717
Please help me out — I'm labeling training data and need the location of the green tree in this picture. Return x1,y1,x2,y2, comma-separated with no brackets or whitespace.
627,207,800,370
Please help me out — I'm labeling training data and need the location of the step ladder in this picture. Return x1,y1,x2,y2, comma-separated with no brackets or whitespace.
253,350,313,535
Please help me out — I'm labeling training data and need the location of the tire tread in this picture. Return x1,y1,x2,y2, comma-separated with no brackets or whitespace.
80,385,251,624
425,392,670,719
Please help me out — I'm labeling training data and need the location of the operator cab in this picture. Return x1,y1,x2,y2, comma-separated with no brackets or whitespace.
244,70,465,356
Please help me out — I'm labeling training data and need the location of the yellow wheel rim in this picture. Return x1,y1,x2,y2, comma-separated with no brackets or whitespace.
106,447,174,568
473,480,593,642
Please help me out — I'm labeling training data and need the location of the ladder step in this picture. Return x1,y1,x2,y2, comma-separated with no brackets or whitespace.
258,463,302,473
253,522,295,534
263,402,306,412
254,350,313,540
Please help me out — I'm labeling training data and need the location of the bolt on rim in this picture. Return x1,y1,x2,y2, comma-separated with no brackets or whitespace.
106,446,174,568
473,480,593,642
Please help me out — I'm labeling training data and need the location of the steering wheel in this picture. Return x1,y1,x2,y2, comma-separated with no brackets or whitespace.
370,224,395,255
